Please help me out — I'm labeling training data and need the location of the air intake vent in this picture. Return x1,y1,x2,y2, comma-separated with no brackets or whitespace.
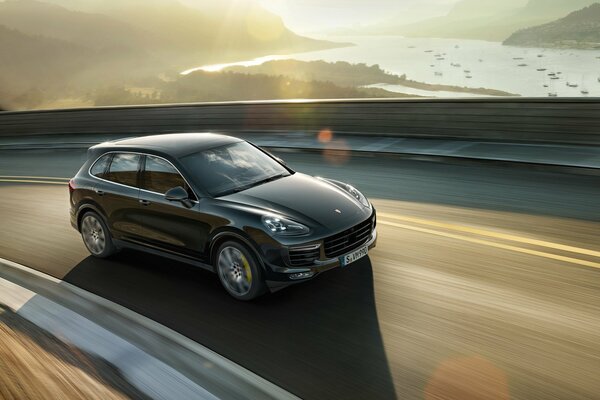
289,244,320,266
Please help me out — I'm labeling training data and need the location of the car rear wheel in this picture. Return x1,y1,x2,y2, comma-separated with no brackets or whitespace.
216,241,266,300
81,211,117,258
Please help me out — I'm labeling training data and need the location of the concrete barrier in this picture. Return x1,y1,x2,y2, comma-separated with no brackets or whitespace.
2,98,600,145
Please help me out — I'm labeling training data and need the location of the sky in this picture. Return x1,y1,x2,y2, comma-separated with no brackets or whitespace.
257,0,458,33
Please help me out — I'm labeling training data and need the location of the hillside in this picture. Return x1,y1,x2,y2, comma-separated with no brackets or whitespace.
90,71,411,106
225,60,404,87
19,0,340,63
504,3,600,48
516,0,599,21
0,0,343,66
0,0,348,109
387,0,598,41
0,25,95,108
0,0,148,51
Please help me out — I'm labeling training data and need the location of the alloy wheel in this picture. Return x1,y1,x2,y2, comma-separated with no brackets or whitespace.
81,214,106,255
217,246,253,296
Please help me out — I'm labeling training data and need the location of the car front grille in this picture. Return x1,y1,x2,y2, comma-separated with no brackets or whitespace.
288,244,321,267
324,213,375,258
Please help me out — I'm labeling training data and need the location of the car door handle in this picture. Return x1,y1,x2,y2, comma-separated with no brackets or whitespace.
139,199,152,206
94,189,105,196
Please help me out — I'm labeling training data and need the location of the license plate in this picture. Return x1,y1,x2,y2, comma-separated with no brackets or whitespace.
340,245,368,267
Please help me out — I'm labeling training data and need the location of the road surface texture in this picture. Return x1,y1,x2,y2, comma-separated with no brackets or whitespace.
1,148,599,399
0,303,149,400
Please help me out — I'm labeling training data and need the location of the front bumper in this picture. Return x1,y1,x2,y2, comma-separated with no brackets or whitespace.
265,227,377,291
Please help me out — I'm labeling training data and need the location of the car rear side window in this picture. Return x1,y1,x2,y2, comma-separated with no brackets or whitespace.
105,153,141,187
90,153,111,179
141,155,189,195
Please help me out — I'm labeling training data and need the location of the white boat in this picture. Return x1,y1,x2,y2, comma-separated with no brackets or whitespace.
580,74,589,94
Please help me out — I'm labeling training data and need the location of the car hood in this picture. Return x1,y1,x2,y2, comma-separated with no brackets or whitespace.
219,173,371,231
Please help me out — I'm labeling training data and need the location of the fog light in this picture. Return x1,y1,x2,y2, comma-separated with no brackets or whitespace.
289,271,314,280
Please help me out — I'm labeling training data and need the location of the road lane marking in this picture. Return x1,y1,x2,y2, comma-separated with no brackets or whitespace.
378,212,600,258
2,176,598,268
378,220,600,270
0,179,66,185
0,175,70,181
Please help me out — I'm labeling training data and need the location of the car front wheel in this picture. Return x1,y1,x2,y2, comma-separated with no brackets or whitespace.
216,241,266,300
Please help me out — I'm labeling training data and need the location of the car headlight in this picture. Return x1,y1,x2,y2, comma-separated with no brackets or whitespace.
344,184,370,208
262,215,310,236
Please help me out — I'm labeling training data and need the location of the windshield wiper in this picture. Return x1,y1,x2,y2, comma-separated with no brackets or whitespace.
249,173,288,188
217,173,288,197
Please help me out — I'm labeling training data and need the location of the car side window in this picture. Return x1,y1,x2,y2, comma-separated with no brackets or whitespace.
141,155,191,196
105,153,141,187
90,153,111,179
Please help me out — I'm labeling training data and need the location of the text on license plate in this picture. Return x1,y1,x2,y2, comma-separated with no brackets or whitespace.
340,245,368,267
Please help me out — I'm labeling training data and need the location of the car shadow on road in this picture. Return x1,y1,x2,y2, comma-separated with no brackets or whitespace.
63,250,397,400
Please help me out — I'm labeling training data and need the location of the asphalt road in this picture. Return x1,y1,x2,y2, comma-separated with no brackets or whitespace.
1,149,600,399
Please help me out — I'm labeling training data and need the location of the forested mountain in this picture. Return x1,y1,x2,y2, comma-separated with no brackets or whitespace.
382,0,598,41
2,0,339,62
0,0,148,51
0,0,344,109
504,3,600,48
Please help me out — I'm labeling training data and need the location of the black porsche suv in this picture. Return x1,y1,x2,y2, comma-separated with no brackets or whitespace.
69,133,377,300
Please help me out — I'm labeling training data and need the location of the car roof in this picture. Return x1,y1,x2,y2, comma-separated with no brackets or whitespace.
91,133,243,158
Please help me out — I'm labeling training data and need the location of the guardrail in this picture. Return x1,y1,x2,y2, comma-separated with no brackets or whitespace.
1,98,599,145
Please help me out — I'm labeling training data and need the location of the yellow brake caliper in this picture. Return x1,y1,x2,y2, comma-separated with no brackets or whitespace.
241,254,252,284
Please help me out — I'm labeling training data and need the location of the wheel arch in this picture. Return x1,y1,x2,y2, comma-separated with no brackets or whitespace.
76,202,108,232
208,228,265,271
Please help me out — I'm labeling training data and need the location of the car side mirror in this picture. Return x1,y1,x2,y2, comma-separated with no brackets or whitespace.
165,186,193,207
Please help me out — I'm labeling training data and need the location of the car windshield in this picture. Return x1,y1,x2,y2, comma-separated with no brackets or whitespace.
181,142,291,197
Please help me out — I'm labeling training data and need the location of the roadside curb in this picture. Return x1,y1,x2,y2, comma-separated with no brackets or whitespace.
0,258,299,400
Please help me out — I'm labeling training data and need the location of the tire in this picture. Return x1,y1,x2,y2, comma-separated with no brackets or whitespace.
215,240,266,301
80,211,117,258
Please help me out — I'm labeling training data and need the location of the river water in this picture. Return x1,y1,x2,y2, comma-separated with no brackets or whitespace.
182,36,600,98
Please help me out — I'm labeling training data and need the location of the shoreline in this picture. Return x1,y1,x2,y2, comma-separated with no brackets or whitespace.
399,79,517,96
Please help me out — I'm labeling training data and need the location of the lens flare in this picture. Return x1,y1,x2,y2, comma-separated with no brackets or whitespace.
317,129,333,143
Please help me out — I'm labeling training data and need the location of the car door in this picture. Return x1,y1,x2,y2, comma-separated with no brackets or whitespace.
92,152,144,242
136,154,212,260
